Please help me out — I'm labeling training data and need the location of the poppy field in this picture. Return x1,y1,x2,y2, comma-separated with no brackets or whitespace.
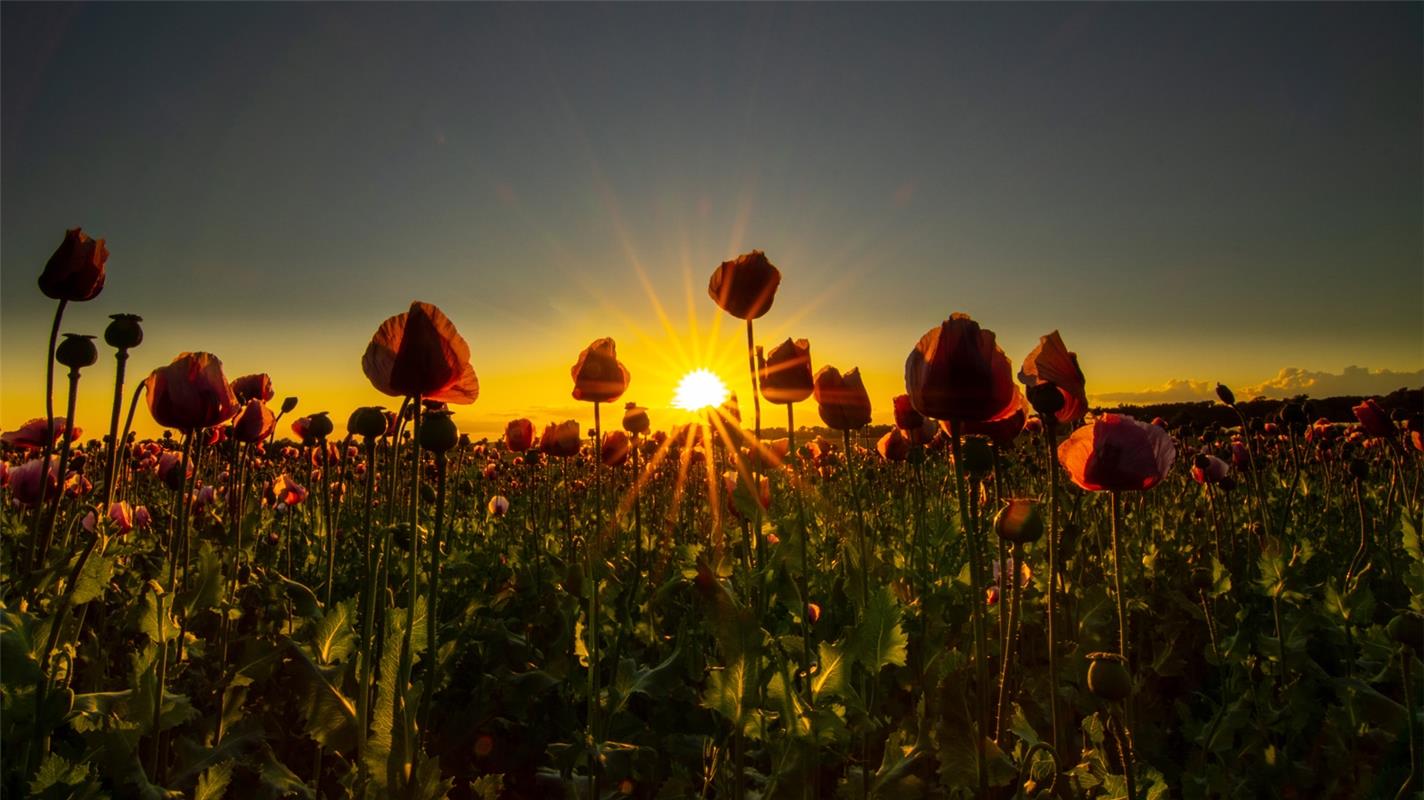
3,233,1422,800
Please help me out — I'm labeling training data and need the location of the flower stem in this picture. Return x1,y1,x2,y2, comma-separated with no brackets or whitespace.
949,421,990,797
1108,491,1138,800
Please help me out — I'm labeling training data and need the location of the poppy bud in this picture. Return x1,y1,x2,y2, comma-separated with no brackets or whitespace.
104,313,144,350
994,498,1044,543
348,406,388,439
1387,611,1423,652
487,495,510,517
55,334,98,370
1215,383,1236,406
280,397,299,415
1086,653,1131,701
1025,382,1065,418
419,411,459,453
1279,403,1308,429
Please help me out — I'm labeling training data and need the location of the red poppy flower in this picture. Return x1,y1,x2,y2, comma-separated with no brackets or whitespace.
2,417,81,450
1352,399,1397,440
758,338,814,405
1019,331,1088,425
230,373,274,404
601,430,631,467
362,301,479,403
144,352,240,433
571,338,630,403
813,366,872,431
504,418,536,452
1191,454,1231,485
38,228,107,302
8,457,57,506
1057,413,1176,492
270,474,308,507
877,430,910,462
708,250,781,321
904,314,1017,423
540,420,583,458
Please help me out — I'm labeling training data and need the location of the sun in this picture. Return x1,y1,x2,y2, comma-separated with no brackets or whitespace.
673,369,730,411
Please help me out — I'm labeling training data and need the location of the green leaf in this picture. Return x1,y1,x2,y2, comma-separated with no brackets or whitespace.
846,587,908,671
138,591,178,644
71,554,114,606
703,659,751,727
181,542,223,616
29,753,102,800
812,641,849,701
286,637,358,749
470,775,504,800
193,761,233,800
311,597,356,664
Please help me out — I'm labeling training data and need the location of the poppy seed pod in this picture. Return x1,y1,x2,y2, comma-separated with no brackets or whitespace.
1086,653,1131,702
1215,383,1236,406
305,412,334,442
104,313,144,350
707,249,781,321
994,498,1044,543
348,406,388,439
38,228,107,302
419,410,459,453
280,396,299,415
55,334,98,370
758,338,814,405
1387,611,1423,652
622,403,650,436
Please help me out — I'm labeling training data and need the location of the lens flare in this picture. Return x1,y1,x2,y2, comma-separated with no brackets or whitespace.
673,369,729,411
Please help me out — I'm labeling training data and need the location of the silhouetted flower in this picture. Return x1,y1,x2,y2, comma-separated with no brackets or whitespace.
758,338,814,404
571,338,630,403
1019,331,1088,424
708,250,781,320
504,418,536,452
813,366,872,431
231,373,274,404
905,314,1017,423
362,301,479,403
144,352,240,432
38,228,107,302
2,417,80,450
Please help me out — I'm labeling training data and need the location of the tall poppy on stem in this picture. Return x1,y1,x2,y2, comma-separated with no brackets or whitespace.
758,337,813,454
709,250,781,581
361,300,477,783
1057,413,1175,800
904,312,1017,797
28,228,108,578
569,336,629,798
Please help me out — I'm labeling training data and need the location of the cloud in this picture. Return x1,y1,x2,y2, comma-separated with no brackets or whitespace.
1092,365,1423,406
1240,365,1424,399
1093,379,1215,405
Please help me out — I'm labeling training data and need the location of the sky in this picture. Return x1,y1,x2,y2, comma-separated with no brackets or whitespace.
3,2,1421,440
